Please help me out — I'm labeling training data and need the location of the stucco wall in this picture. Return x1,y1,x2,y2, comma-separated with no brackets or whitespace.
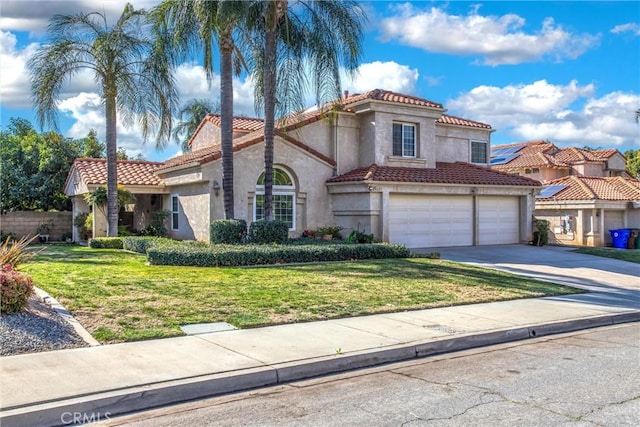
1,211,72,241
435,125,491,164
190,121,220,151
575,163,605,177
358,112,376,167
167,184,211,241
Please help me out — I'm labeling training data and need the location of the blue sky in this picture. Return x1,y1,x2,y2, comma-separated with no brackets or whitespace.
1,1,638,162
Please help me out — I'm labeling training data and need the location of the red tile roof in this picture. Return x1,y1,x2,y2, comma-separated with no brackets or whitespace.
437,114,492,129
492,141,622,170
537,176,640,201
203,114,265,131
341,89,443,109
70,158,164,186
158,129,335,172
327,163,541,187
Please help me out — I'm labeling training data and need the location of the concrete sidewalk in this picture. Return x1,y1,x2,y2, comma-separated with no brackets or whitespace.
1,245,639,427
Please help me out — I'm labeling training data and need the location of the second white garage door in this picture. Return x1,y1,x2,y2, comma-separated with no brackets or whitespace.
389,194,473,248
478,196,520,245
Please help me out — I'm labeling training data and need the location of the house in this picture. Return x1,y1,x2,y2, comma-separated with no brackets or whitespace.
490,141,629,181
66,89,542,248
490,141,640,246
64,158,168,241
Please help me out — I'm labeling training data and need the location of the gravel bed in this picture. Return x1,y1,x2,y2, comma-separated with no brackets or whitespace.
0,294,89,356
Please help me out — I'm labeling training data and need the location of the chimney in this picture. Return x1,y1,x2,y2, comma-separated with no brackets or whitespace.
343,90,349,99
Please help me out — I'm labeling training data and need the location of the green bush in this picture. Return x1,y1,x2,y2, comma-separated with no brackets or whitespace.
532,219,550,246
345,230,374,244
248,220,289,244
0,235,39,268
139,209,170,237
0,265,34,314
89,237,123,249
122,236,168,253
210,219,247,244
122,236,206,254
147,242,411,267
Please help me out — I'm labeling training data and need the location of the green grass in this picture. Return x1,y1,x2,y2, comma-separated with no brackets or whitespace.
21,244,581,343
574,246,640,264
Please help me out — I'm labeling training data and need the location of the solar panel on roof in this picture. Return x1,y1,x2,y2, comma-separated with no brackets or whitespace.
536,184,567,198
490,153,519,165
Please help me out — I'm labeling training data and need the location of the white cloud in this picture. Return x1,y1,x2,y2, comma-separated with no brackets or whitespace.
448,80,640,149
0,30,37,108
0,1,159,34
344,61,419,94
379,4,600,66
611,23,640,36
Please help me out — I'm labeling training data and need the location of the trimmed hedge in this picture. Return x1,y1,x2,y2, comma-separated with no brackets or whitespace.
89,237,123,249
210,219,247,244
122,236,168,254
248,220,289,244
146,243,411,267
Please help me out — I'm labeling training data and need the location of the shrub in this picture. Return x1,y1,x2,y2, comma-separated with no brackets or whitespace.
210,219,247,244
316,225,343,239
122,236,167,253
89,237,123,249
73,212,90,239
0,265,34,314
139,209,170,237
0,235,39,268
147,242,411,267
411,252,441,259
532,219,550,246
345,230,374,244
248,220,289,244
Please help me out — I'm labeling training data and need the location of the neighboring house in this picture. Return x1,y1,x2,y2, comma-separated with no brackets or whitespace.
490,141,628,181
156,89,540,248
66,89,542,248
64,158,167,241
490,141,640,246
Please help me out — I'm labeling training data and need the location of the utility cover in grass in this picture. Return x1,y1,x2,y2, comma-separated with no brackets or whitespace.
180,322,237,335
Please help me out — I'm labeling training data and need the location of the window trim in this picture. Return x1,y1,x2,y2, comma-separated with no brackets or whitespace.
471,140,488,164
392,122,417,158
171,195,179,231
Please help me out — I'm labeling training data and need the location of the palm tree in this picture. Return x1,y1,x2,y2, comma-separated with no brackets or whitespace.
29,3,177,236
152,0,247,219
173,98,220,152
247,0,365,220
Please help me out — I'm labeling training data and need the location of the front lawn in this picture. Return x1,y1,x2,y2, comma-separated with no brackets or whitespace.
22,245,581,343
574,247,640,264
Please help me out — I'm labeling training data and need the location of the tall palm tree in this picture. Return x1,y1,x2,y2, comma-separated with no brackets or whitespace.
247,0,365,221
173,98,220,152
29,3,177,236
152,0,247,219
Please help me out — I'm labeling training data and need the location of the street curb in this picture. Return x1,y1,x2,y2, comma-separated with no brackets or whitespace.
2,312,637,427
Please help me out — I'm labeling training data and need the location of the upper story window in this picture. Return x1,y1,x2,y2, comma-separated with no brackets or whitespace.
392,123,416,158
255,168,296,230
471,141,487,163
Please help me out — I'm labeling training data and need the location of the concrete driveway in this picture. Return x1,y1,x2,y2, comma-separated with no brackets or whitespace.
416,244,640,310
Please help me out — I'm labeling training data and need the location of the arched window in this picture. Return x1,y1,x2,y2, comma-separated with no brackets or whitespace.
254,168,296,230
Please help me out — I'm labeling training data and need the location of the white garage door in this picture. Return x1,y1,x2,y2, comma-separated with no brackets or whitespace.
389,194,473,248
478,196,520,245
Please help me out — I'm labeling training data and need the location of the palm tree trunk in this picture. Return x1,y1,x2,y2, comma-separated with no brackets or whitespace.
220,30,235,219
262,5,279,222
105,91,119,237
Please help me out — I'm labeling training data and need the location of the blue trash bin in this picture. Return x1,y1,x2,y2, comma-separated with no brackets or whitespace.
610,229,631,249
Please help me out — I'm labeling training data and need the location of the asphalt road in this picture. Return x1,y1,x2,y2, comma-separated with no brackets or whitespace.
99,323,640,427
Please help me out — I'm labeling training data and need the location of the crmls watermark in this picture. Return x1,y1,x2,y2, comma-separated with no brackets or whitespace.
60,411,112,425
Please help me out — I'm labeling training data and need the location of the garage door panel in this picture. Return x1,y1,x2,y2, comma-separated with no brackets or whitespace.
479,197,519,245
389,194,473,248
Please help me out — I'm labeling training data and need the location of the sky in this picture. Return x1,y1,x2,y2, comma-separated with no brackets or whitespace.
1,0,639,162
